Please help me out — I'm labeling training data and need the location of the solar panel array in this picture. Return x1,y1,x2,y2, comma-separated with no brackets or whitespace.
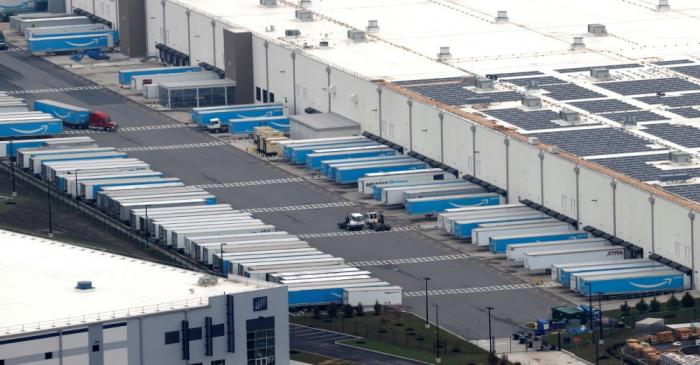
671,65,700,79
492,71,543,78
541,84,605,100
407,83,522,106
670,108,700,118
663,184,700,203
532,128,654,156
503,76,567,87
555,63,642,73
393,77,467,86
641,123,700,148
602,111,668,123
654,60,693,66
570,99,639,113
590,153,700,181
483,108,563,130
597,78,700,95
636,93,700,107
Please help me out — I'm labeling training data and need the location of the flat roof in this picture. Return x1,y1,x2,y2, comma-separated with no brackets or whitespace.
0,229,276,336
158,78,236,88
290,112,359,130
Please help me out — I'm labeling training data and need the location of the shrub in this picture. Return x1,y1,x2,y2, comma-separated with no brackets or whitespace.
650,298,660,313
620,301,631,316
488,351,499,365
682,292,696,308
328,303,338,318
355,303,365,316
373,300,383,316
668,294,680,311
636,299,649,313
343,304,354,318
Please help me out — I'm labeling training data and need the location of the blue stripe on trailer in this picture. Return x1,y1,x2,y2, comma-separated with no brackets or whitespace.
405,194,503,216
489,232,588,254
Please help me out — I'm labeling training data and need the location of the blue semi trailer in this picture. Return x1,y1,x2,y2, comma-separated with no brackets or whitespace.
289,141,379,164
578,270,690,296
32,30,120,44
489,231,589,254
192,103,286,130
452,213,550,239
27,33,115,54
334,161,427,184
405,193,503,216
288,287,344,307
0,118,63,138
228,116,289,136
306,147,396,170
324,156,416,180
118,66,201,86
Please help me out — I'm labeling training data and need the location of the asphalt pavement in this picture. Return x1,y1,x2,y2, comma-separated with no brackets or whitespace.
0,47,568,339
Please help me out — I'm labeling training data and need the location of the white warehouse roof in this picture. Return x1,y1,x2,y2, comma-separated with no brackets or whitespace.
0,229,277,336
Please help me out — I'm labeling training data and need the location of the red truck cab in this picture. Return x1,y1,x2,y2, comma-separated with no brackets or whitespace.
89,111,118,131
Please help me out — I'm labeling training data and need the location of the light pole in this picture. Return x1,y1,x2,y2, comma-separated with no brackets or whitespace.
220,242,225,276
46,180,53,238
9,138,16,197
424,277,431,328
597,292,603,341
434,304,441,364
144,204,150,239
486,306,494,353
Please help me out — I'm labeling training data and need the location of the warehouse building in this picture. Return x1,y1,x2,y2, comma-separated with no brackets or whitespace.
62,0,700,289
0,229,289,365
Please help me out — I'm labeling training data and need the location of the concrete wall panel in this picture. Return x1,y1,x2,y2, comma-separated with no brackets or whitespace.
251,36,267,101
163,2,188,54
474,127,507,188
578,168,615,234
507,141,541,204
331,70,377,135
542,155,577,219
615,182,653,255
189,11,214,65
267,42,294,111
410,102,442,160
378,89,410,146
145,0,163,55
295,53,329,112
214,20,227,69
442,113,472,175
655,198,692,268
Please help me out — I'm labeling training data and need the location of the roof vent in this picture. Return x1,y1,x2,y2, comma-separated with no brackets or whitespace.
495,10,509,23
298,0,311,8
527,136,539,145
366,20,379,33
522,95,542,108
319,40,329,47
621,114,638,126
76,280,94,290
295,9,313,22
669,150,691,165
559,109,580,122
526,79,539,90
571,36,585,50
475,77,494,90
197,275,218,287
285,29,301,37
588,24,607,36
438,46,451,61
259,0,277,6
347,29,366,42
657,0,670,11
590,68,610,81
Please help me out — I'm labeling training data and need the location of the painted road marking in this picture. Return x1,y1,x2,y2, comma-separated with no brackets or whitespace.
192,178,303,189
298,225,417,239
242,201,360,213
0,47,23,52
0,85,103,95
63,124,187,134
118,141,226,151
403,281,560,297
348,253,470,267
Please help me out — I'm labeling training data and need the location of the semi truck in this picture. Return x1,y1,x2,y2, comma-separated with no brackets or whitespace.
24,23,111,38
34,100,117,130
306,146,396,170
375,179,472,203
489,231,590,254
225,115,289,135
577,269,690,297
169,224,275,249
280,136,368,160
437,204,530,233
0,136,95,158
18,146,115,169
523,246,626,271
507,238,608,262
0,115,63,138
34,152,127,175
570,267,672,292
323,156,413,179
118,66,201,87
290,141,380,164
79,177,182,200
334,161,427,184
61,170,163,193
27,32,116,54
129,204,235,230
116,196,218,222
192,102,285,126
404,193,503,216
452,212,550,239
471,220,571,247
358,168,455,196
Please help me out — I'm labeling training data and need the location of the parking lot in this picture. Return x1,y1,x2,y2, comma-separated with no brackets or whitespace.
0,38,568,340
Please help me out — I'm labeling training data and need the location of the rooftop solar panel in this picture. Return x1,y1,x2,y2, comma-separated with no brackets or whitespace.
503,76,567,87
555,63,642,73
654,60,694,66
670,108,700,118
602,111,668,123
407,83,522,106
591,153,699,182
597,78,700,95
393,77,467,86
642,123,700,148
532,128,654,156
570,99,639,113
636,93,700,107
663,184,700,203
483,108,562,130
541,84,605,100
671,65,700,79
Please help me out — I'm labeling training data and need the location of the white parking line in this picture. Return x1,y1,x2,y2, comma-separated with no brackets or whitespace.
63,124,187,134
118,142,227,151
242,201,360,213
402,281,560,297
0,85,103,95
192,178,303,189
348,253,470,267
298,225,417,239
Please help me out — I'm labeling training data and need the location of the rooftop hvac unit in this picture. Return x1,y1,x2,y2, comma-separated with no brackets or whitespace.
571,37,585,50
295,9,313,22
527,136,539,145
495,10,509,23
75,281,94,290
590,68,610,81
657,0,670,11
299,0,311,8
522,95,542,108
559,109,580,122
347,29,367,42
285,29,301,37
438,46,451,61
319,40,329,47
588,23,607,36
475,77,494,90
669,151,691,165
367,20,380,33
198,275,219,286
260,0,277,6
621,114,638,126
